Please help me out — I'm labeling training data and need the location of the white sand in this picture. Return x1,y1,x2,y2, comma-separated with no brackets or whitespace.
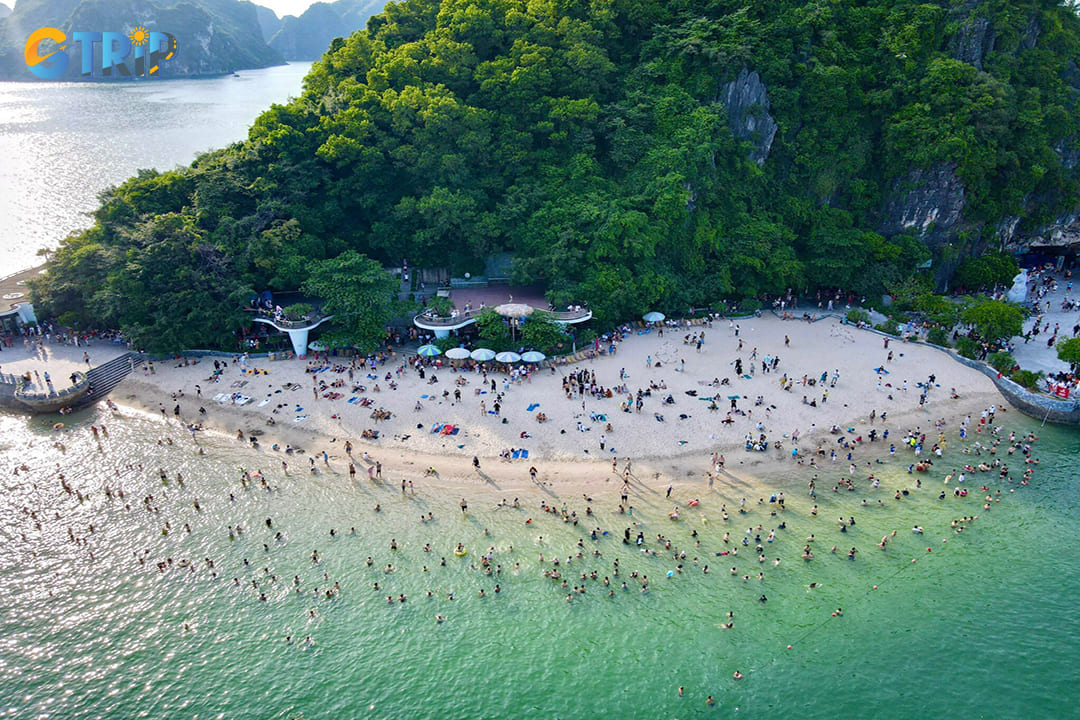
83,316,1006,491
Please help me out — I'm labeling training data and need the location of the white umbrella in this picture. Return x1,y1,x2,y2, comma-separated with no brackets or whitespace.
495,303,535,319
495,351,521,363
416,344,441,357
308,341,328,351
643,311,665,322
521,351,546,362
470,348,496,362
445,347,471,360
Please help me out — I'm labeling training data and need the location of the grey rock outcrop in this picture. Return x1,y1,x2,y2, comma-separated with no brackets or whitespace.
880,164,966,248
1054,139,1080,170
953,16,995,70
1006,212,1080,251
1020,15,1041,51
721,68,778,165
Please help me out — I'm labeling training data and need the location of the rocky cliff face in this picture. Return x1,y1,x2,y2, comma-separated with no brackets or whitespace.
255,4,283,42
880,164,967,248
721,68,777,166
1001,213,1080,251
268,0,384,60
952,15,995,70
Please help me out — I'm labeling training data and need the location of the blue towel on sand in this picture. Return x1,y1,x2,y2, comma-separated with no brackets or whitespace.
527,403,540,411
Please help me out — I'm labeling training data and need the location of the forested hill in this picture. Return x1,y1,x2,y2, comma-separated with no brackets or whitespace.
33,0,1080,351
265,0,387,60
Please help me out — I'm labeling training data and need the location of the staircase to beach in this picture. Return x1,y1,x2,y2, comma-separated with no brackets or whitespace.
76,352,140,408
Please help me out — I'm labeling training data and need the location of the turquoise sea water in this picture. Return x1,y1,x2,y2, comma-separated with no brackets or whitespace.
0,406,1076,719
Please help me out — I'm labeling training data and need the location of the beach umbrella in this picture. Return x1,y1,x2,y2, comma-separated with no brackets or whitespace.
308,341,327,351
417,344,441,357
470,348,496,362
643,311,665,322
495,351,521,363
521,351,546,363
495,303,535,319
445,347,471,360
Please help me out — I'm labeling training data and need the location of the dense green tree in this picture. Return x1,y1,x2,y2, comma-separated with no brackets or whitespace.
300,251,400,351
961,298,1025,343
952,252,1020,291
473,308,512,351
519,312,568,353
30,0,1080,351
1056,337,1080,370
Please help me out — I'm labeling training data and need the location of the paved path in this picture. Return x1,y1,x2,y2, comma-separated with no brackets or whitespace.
1011,270,1079,376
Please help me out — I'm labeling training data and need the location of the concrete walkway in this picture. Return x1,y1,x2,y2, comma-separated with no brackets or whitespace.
1011,270,1079,375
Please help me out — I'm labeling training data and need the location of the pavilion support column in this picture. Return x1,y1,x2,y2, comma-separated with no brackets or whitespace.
286,327,310,358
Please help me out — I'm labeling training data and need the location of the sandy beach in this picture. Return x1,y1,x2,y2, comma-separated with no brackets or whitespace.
34,314,1004,502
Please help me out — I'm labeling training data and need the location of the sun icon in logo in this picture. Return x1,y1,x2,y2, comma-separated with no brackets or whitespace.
128,26,149,46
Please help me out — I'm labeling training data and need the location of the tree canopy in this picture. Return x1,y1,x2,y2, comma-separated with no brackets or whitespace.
301,251,400,351
30,0,1080,351
1057,336,1080,369
961,298,1025,342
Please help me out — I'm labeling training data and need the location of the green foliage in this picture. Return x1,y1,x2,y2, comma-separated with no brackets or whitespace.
961,299,1025,342
740,299,763,313
988,351,1017,375
954,336,979,360
1056,337,1080,368
888,276,933,312
300,251,399,352
915,293,961,328
426,296,453,317
32,0,1080,348
282,303,313,321
1010,369,1044,390
952,253,1020,291
874,321,900,336
474,309,511,352
846,308,870,324
433,335,464,353
519,312,568,354
926,326,950,347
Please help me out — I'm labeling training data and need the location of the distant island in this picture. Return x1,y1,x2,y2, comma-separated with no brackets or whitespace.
257,0,386,60
0,0,284,79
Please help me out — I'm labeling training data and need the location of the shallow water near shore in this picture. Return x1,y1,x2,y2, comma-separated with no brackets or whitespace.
0,407,1077,719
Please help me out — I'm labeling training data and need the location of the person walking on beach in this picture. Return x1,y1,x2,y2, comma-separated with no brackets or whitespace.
460,498,468,514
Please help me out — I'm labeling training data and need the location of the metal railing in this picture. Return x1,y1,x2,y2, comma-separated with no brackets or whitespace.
413,307,592,328
247,308,324,329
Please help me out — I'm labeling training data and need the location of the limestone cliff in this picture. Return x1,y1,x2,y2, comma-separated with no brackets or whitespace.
720,68,777,166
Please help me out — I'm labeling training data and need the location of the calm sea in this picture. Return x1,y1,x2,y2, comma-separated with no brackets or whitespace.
0,406,1076,719
0,63,312,274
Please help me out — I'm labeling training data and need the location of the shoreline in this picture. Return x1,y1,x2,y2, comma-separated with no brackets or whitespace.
99,315,1013,507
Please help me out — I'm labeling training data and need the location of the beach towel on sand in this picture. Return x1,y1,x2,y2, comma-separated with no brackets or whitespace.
527,403,540,411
